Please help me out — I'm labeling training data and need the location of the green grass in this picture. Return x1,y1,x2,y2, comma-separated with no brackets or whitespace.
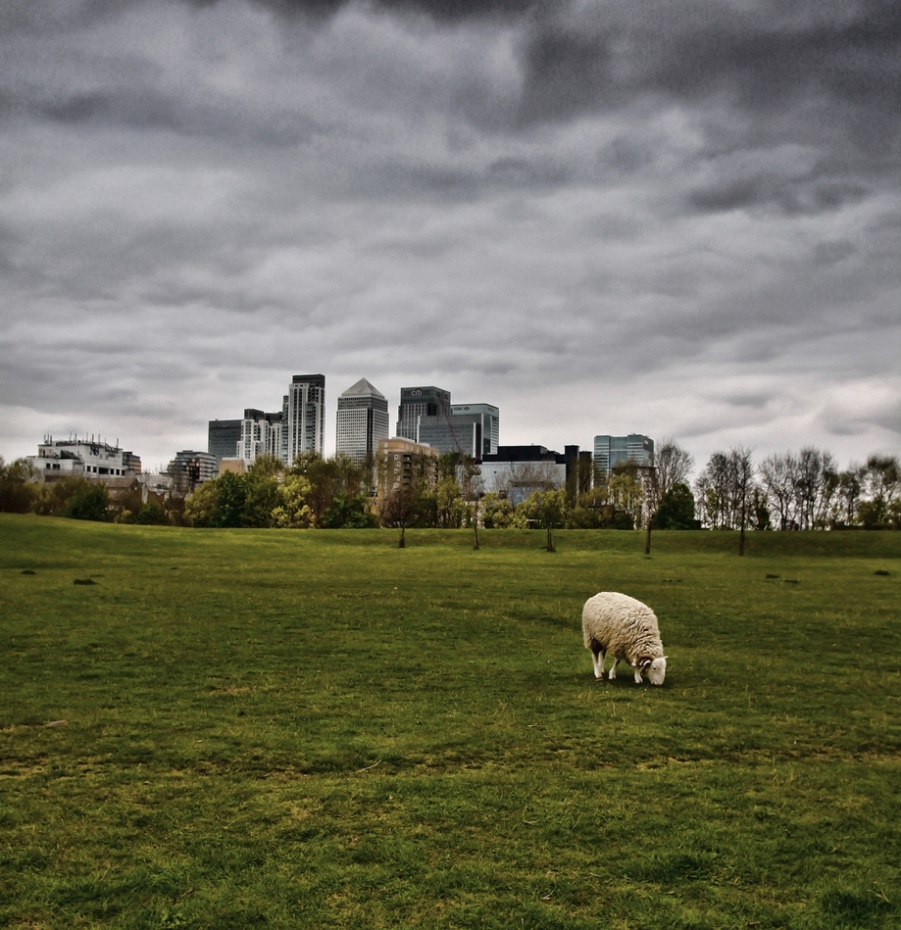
1,515,899,929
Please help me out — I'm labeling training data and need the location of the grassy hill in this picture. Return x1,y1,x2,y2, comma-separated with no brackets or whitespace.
1,515,899,929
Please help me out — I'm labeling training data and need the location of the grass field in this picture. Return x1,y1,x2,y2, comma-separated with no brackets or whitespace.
1,514,899,929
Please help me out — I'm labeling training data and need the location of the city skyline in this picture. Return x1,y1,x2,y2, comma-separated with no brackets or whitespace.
1,2,898,474
6,362,900,479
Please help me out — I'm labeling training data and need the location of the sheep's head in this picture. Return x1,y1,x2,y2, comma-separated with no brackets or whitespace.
640,656,667,685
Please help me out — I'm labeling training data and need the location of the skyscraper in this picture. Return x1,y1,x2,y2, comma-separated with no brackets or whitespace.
417,403,499,459
593,434,655,476
396,386,499,460
237,408,283,464
208,418,242,464
336,378,390,463
396,386,452,442
285,374,325,464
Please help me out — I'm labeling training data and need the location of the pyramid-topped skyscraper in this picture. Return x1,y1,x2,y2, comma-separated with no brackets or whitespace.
336,378,390,463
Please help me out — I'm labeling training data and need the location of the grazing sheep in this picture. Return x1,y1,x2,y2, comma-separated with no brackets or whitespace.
582,592,667,685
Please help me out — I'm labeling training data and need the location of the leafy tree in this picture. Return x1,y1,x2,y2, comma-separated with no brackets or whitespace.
213,471,247,528
435,474,464,528
653,483,695,529
242,463,281,528
272,473,313,528
291,453,370,527
64,482,110,522
0,457,39,513
184,478,220,527
518,487,567,551
135,501,170,525
609,466,645,529
320,491,377,528
565,487,613,528
481,491,516,528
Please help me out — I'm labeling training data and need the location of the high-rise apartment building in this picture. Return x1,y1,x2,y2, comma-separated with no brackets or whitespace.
336,378,390,463
237,408,283,464
593,434,655,476
284,374,326,464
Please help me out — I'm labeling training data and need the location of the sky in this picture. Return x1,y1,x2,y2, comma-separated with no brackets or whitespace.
1,0,899,476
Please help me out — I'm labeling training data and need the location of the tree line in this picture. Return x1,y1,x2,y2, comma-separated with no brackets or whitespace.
1,442,898,533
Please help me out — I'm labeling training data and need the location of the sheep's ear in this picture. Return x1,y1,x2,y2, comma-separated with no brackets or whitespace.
640,658,651,669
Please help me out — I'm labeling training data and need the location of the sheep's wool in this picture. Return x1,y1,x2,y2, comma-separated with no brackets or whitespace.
582,591,667,685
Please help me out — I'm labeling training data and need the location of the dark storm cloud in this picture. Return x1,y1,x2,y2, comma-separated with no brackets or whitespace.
517,1,901,122
0,0,898,470
217,0,541,22
0,0,541,32
687,173,870,216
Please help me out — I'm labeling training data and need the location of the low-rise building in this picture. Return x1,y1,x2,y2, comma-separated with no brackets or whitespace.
28,436,141,482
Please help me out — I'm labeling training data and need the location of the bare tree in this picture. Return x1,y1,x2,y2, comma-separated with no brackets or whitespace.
731,446,755,555
759,452,798,530
694,452,732,529
795,447,836,530
834,464,866,527
694,447,756,547
655,439,694,495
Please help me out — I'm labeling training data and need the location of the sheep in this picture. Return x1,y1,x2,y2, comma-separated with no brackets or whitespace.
582,592,667,685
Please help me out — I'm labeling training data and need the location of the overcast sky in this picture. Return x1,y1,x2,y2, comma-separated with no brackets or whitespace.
2,0,899,475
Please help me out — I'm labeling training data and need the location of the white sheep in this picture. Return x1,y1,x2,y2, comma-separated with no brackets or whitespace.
581,592,667,685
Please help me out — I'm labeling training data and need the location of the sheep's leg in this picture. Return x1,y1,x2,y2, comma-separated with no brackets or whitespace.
633,667,643,684
591,646,605,680
608,657,618,680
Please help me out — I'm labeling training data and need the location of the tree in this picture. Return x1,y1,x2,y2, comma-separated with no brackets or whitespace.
655,439,694,495
184,478,220,527
481,491,516,528
653,483,696,529
242,459,283,528
135,501,170,525
272,473,313,528
795,447,837,530
759,452,798,530
64,482,110,522
567,487,617,528
834,464,866,528
214,471,248,528
518,487,567,551
694,447,757,549
319,491,378,528
731,446,755,555
378,450,435,547
609,465,645,529
0,457,39,513
434,466,464,529
857,455,901,529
